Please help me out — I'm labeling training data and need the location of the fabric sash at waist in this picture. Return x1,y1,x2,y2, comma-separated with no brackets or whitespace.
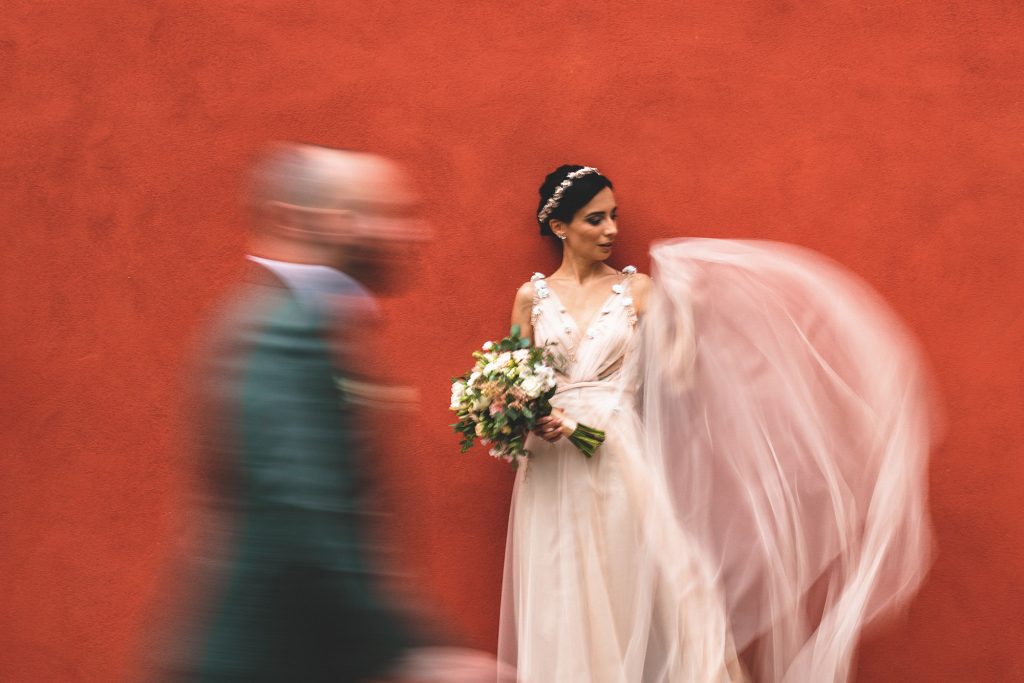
554,380,633,396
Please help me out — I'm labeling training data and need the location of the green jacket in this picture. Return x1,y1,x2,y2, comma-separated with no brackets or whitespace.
174,264,413,682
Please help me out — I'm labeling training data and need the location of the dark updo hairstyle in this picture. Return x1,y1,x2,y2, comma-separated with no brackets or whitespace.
536,165,613,238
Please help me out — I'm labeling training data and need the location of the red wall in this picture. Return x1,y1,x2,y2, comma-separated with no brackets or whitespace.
2,2,1023,680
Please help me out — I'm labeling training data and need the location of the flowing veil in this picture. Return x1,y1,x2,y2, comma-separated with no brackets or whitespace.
636,239,936,682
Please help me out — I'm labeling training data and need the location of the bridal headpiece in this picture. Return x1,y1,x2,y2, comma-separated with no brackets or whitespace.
537,166,601,224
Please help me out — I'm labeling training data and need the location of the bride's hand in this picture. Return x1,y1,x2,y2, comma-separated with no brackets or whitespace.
533,408,575,443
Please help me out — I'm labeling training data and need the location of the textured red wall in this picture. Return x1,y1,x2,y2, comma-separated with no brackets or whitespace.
2,2,1023,681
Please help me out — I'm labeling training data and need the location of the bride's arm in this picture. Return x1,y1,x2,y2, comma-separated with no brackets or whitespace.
510,282,534,342
510,283,568,443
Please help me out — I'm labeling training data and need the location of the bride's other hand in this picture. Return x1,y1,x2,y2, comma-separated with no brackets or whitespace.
533,414,563,442
534,408,574,442
379,646,516,683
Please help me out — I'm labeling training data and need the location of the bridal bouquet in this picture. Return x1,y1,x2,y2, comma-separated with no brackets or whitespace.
450,326,606,465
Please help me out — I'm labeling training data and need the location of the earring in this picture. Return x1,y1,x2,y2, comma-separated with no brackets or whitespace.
556,233,567,240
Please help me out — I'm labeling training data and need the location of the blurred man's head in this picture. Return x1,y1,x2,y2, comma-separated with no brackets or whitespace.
246,142,426,293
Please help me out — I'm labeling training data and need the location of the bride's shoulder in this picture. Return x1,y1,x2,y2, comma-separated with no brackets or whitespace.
630,271,652,290
621,265,651,287
623,268,653,314
513,272,546,307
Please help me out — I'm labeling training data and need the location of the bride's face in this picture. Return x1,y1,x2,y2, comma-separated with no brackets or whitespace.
553,187,619,262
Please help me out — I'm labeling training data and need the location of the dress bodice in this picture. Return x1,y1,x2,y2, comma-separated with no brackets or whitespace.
529,267,639,385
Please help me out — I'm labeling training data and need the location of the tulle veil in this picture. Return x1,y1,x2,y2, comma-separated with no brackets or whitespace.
633,238,935,682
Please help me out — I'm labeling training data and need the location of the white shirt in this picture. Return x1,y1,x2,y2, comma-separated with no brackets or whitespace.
246,256,378,322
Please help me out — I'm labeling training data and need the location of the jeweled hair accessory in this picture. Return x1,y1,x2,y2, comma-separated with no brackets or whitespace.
537,166,600,224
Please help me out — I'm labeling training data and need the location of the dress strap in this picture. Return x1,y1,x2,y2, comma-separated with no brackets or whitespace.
529,272,548,326
619,265,638,327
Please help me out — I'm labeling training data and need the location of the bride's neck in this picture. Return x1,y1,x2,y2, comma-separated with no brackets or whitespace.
553,251,610,285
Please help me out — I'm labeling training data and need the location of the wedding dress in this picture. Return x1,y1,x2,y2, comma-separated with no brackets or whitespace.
498,262,745,683
497,239,934,683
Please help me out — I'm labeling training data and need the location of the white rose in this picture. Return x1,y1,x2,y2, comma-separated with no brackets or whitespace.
450,381,466,409
482,341,494,351
513,349,529,362
521,376,542,398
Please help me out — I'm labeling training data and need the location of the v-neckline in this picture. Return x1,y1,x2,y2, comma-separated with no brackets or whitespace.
544,278,622,338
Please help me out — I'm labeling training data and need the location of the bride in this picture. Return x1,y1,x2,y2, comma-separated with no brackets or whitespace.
496,165,933,682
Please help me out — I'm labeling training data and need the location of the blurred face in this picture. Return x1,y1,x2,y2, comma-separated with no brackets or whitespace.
331,166,429,295
253,146,430,294
341,205,427,295
551,187,618,262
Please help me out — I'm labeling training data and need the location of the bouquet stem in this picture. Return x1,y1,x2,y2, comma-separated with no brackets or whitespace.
566,421,605,457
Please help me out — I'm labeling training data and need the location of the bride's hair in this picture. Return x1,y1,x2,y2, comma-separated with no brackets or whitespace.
537,165,613,238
